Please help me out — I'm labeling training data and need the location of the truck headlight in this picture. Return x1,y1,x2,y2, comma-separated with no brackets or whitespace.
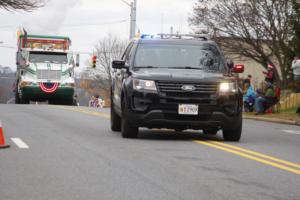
219,82,237,93
133,79,157,92
19,81,32,88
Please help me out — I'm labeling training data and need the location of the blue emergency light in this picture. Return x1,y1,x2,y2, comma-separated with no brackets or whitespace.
140,34,160,39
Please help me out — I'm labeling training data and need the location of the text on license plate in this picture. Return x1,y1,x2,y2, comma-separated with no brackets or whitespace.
178,104,198,115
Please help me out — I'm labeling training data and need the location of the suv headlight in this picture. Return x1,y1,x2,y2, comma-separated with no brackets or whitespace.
219,82,237,93
133,79,157,92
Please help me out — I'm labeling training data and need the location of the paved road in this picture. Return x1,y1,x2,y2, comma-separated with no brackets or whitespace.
0,105,300,200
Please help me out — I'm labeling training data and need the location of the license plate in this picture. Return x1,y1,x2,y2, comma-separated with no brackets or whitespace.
178,104,198,115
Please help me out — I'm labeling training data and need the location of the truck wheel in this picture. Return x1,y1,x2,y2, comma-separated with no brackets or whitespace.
64,99,74,106
48,100,57,105
203,129,218,135
222,118,242,141
111,104,121,132
121,100,138,138
20,97,30,104
15,91,20,104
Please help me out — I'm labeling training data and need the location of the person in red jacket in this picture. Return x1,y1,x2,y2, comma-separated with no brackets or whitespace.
263,64,275,84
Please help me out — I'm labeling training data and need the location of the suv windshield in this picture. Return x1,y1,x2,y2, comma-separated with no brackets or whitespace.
29,52,68,64
134,44,225,71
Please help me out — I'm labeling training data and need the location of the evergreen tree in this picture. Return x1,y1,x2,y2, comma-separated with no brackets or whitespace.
290,0,300,57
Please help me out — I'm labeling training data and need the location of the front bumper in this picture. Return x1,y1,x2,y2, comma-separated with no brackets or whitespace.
21,86,74,101
125,90,242,130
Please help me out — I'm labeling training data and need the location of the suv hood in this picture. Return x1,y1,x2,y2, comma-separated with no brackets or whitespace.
132,68,225,82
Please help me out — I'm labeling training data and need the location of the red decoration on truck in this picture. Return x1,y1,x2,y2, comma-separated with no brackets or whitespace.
39,83,59,94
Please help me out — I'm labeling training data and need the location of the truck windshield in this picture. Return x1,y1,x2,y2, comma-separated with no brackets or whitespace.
134,44,225,71
29,52,68,64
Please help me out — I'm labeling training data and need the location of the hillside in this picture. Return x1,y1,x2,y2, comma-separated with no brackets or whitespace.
0,72,15,104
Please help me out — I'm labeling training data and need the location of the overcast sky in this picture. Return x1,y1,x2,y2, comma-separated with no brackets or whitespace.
0,0,197,70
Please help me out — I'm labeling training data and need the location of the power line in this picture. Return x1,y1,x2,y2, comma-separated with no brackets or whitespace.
64,19,128,27
0,45,15,49
0,77,16,80
0,19,128,30
0,25,14,29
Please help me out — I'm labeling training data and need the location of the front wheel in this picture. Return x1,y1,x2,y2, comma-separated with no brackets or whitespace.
222,118,242,141
121,117,138,138
111,104,121,132
121,100,138,138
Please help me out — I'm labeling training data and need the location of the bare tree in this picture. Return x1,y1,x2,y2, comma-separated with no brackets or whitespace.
0,0,42,11
189,0,295,85
86,34,128,95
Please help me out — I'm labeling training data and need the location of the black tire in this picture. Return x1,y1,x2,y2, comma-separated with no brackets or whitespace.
15,91,20,104
203,129,218,135
121,100,138,138
64,99,74,106
121,117,138,138
50,99,73,106
111,104,121,132
222,117,242,141
20,97,30,104
48,100,56,105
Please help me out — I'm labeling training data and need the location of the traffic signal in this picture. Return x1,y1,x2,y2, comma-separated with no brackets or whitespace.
92,55,97,68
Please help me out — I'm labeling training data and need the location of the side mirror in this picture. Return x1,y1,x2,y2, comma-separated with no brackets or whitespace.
233,64,245,73
75,54,80,67
112,60,126,69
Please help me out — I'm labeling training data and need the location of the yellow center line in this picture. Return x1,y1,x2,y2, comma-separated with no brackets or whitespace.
50,106,110,119
51,105,300,175
208,141,300,170
194,140,300,175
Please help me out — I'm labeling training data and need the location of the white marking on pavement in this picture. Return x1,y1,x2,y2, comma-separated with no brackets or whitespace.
282,130,300,135
11,138,29,149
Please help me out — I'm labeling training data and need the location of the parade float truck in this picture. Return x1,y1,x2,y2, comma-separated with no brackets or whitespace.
15,34,79,105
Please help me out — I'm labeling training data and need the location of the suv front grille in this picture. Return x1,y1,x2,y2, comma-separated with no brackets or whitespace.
37,69,61,81
156,81,218,98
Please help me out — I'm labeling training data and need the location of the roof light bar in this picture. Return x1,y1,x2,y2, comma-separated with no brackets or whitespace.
157,33,209,40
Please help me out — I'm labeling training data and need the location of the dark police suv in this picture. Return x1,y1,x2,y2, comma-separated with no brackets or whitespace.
110,34,244,141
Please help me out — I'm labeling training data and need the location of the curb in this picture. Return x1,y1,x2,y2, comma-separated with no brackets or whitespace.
243,116,300,126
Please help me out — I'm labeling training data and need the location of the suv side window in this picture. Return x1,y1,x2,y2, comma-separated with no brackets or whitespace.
122,42,134,62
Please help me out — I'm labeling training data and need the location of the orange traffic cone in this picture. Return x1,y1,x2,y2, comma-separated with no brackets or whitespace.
0,121,10,149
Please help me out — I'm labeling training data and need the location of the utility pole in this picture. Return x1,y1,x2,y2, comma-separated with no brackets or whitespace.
120,0,137,40
130,0,137,40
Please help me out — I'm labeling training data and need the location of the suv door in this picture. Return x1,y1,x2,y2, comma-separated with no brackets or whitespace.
113,42,134,111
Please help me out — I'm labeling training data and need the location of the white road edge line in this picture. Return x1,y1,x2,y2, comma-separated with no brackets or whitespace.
11,138,30,149
282,130,300,135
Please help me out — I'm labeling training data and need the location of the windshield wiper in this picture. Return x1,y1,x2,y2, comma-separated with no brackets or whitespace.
134,66,161,69
167,66,207,70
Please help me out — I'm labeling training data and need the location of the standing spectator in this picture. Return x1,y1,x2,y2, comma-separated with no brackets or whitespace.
89,96,96,107
98,96,104,108
243,81,256,112
94,95,101,108
247,74,252,83
263,64,275,84
291,55,300,115
292,55,300,80
73,94,80,106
